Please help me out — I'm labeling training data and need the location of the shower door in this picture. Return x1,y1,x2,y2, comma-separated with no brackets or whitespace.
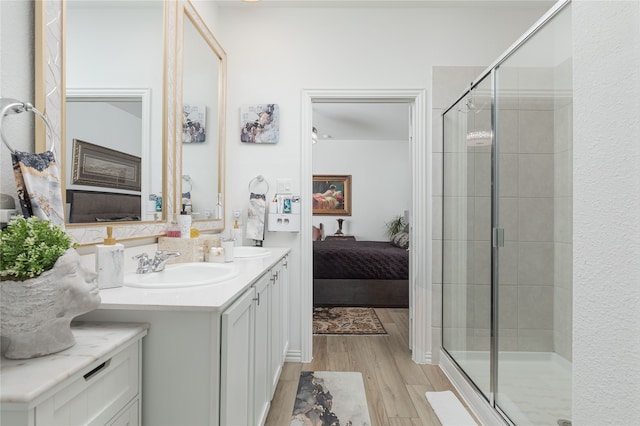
493,4,573,424
442,75,493,399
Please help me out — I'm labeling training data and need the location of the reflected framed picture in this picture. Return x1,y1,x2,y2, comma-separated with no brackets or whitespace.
183,104,207,143
71,139,142,191
312,175,352,216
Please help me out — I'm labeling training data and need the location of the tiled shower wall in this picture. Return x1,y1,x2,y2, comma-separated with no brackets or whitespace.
433,64,572,360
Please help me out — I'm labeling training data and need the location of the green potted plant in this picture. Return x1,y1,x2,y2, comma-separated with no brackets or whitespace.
385,215,407,239
0,217,101,359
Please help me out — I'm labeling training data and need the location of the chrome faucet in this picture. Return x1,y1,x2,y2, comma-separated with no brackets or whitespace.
134,250,181,274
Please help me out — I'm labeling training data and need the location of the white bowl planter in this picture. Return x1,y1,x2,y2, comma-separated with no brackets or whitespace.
0,249,101,359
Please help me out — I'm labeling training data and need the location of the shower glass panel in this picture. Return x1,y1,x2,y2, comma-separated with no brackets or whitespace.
494,5,572,425
441,2,572,424
442,75,493,399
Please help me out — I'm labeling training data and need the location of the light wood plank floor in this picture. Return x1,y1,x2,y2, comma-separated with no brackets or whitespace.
265,308,472,426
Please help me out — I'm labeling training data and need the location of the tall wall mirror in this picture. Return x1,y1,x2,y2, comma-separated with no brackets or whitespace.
178,1,226,230
36,0,226,244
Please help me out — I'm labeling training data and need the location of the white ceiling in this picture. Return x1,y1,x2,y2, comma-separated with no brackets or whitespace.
312,102,410,141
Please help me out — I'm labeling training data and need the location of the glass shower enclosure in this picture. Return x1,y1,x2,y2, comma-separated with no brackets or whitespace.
441,2,572,424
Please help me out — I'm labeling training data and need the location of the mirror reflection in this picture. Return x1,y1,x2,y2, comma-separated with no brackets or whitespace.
64,0,164,224
180,6,225,224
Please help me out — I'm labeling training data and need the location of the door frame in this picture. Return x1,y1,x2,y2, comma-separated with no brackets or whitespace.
300,88,432,363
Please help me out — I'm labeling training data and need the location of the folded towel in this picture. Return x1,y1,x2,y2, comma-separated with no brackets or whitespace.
246,192,266,243
12,150,64,226
425,391,477,426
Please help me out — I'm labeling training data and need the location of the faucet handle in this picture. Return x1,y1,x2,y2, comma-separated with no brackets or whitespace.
155,250,181,259
133,252,149,261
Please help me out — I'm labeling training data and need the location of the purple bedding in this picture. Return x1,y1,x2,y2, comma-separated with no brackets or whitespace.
313,240,409,280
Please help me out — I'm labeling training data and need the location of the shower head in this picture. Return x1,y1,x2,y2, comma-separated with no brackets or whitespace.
466,130,493,147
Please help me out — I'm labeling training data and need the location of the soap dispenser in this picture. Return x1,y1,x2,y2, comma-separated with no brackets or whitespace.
232,219,243,246
95,226,124,289
178,207,192,239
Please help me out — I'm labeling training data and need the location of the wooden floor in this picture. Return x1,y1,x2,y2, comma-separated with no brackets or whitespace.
265,308,471,426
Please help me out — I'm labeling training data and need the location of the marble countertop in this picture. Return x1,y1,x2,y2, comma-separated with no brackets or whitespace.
0,322,149,405
93,247,290,312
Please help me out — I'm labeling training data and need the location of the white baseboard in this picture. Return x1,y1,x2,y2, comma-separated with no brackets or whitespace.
285,349,302,363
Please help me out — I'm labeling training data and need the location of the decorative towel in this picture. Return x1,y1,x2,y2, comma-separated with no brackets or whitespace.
246,192,266,244
11,150,65,227
425,391,477,426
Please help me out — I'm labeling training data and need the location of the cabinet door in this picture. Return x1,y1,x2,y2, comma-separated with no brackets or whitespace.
268,261,283,398
280,256,290,361
253,274,271,426
35,342,140,426
220,287,255,426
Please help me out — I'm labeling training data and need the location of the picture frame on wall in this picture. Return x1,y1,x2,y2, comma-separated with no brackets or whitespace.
312,175,352,216
240,104,280,143
71,139,142,191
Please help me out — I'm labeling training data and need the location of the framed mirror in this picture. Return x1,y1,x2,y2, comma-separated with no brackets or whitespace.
36,0,178,245
178,1,226,231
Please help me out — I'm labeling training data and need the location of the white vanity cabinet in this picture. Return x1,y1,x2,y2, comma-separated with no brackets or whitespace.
220,254,289,426
0,322,147,426
78,248,290,426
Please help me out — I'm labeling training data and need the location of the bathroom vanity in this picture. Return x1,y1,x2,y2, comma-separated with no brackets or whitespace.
0,322,148,425
78,248,290,426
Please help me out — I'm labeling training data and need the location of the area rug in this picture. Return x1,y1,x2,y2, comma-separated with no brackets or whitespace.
291,371,371,426
425,391,477,426
313,307,387,335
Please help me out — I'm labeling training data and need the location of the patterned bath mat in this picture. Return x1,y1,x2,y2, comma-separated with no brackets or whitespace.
313,307,387,335
290,371,371,426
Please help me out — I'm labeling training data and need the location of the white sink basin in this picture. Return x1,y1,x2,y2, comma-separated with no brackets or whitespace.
124,262,238,289
233,246,272,258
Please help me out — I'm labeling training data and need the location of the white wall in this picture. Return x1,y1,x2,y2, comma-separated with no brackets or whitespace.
215,4,550,359
572,1,640,423
312,139,410,241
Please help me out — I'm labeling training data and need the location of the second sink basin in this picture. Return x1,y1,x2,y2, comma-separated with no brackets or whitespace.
124,262,238,289
233,246,272,258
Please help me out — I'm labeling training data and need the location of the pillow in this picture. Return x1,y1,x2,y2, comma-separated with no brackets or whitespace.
312,223,324,241
391,231,409,249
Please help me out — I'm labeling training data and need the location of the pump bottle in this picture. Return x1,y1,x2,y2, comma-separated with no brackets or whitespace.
95,226,124,289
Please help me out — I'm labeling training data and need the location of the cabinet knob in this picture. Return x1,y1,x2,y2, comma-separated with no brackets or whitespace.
253,293,260,305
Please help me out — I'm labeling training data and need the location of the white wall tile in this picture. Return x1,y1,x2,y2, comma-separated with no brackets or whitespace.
518,241,554,285
519,109,555,153
519,154,554,197
517,285,554,329
519,197,554,242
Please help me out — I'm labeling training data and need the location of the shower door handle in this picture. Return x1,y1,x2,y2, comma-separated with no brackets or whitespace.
493,228,505,248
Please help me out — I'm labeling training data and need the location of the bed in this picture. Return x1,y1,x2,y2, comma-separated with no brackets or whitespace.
67,190,141,223
313,239,409,307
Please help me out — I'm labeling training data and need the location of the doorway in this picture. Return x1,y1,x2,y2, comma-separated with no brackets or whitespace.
300,89,431,364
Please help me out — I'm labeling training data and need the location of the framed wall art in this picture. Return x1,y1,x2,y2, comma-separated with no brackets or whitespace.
312,174,352,216
71,139,142,191
240,104,280,143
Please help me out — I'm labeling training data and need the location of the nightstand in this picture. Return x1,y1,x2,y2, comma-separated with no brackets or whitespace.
324,235,356,241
